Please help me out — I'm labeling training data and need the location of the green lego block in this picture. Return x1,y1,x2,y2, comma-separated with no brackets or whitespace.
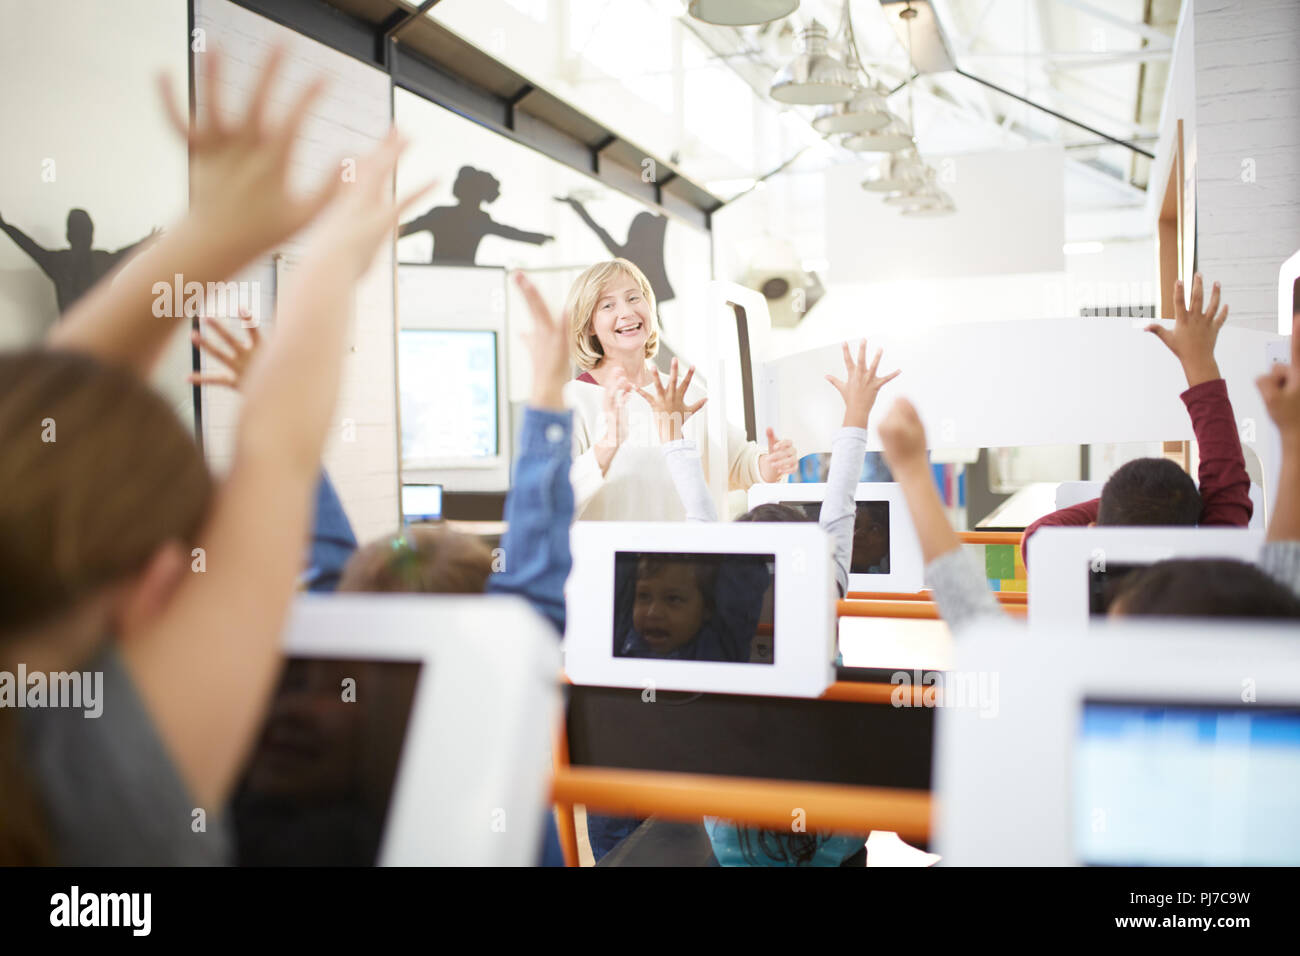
984,544,1015,579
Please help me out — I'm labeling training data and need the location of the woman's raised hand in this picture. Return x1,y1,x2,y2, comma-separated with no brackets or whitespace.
640,358,707,443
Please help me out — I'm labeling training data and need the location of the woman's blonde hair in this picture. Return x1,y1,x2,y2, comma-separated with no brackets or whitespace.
565,258,659,371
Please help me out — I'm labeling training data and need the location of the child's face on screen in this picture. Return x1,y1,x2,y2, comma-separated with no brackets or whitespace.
633,563,708,654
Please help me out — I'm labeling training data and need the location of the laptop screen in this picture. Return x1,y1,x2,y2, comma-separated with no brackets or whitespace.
402,483,443,523
232,657,423,865
1075,700,1300,865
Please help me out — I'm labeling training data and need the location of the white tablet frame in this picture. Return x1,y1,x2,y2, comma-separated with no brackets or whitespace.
565,521,835,698
279,593,562,866
746,481,925,594
935,619,1300,865
1027,526,1264,627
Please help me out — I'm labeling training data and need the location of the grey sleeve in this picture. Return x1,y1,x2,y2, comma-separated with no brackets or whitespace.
821,426,868,599
924,548,1006,635
662,438,718,522
21,646,232,866
1257,540,1300,600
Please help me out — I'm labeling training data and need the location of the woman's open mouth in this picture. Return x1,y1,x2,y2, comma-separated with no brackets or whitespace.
615,321,643,337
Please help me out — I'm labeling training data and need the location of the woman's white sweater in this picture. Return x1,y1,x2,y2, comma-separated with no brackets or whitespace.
563,373,766,521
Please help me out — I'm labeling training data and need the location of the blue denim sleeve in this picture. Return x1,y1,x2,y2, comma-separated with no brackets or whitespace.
304,470,359,593
484,407,574,634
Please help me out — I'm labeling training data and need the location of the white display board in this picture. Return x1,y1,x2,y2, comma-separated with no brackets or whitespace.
759,317,1285,512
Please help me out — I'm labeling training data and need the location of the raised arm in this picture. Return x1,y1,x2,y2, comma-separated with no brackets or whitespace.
0,215,56,277
1255,312,1300,593
823,340,899,597
568,369,634,515
121,124,430,810
49,48,342,378
638,358,715,521
880,398,1003,632
484,272,578,632
485,218,552,246
1146,275,1252,527
555,196,623,258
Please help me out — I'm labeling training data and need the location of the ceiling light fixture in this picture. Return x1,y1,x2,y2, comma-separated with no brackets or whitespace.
688,0,799,26
770,20,856,105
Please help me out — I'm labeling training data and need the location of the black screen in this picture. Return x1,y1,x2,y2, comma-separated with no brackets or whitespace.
232,656,422,866
1088,562,1147,615
780,500,892,574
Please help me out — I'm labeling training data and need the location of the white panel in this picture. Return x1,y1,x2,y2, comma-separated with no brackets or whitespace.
826,147,1066,282
196,0,399,542
0,0,190,420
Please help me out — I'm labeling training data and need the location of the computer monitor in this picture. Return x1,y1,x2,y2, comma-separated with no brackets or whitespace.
934,618,1300,865
401,483,443,524
1027,527,1264,626
746,481,924,593
566,521,835,697
399,329,499,463
232,594,561,865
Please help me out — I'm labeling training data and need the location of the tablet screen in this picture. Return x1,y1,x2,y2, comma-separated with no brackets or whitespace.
1088,561,1146,615
780,500,892,574
1075,700,1300,865
232,657,422,865
613,551,776,663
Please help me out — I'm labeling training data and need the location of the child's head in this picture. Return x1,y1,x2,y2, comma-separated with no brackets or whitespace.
1097,458,1201,526
632,556,717,655
566,258,659,371
1108,558,1300,619
337,526,493,595
0,350,213,649
736,503,807,523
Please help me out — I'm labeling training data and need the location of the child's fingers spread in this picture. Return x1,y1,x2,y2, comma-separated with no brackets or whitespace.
867,346,883,377
766,426,777,451
825,373,845,394
396,174,438,218
274,77,329,159
192,332,237,367
1204,281,1221,321
188,372,238,389
206,318,244,353
688,397,707,414
1214,304,1229,329
879,368,901,386
680,365,696,394
158,74,190,140
841,341,853,372
204,51,227,134
858,339,868,369
1174,280,1185,322
246,44,287,133
1189,273,1203,315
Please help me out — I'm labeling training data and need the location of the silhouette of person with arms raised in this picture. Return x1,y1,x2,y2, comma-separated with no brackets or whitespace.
0,208,158,314
555,196,675,304
399,166,552,265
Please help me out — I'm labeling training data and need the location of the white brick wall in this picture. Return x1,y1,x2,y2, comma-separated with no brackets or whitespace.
195,0,400,543
1194,0,1300,332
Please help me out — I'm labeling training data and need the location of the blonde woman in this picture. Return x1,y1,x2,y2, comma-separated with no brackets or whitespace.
562,258,798,520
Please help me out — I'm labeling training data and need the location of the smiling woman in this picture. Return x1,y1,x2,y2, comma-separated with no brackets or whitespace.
562,258,798,521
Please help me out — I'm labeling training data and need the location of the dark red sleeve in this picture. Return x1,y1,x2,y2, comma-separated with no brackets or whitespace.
1182,378,1252,527
1020,498,1101,565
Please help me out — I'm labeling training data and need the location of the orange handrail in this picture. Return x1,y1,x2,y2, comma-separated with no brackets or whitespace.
551,766,932,841
837,599,1027,619
958,531,1024,546
847,590,1027,605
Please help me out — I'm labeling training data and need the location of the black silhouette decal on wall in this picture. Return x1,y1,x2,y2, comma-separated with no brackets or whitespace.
555,196,675,304
0,208,158,314
399,166,553,265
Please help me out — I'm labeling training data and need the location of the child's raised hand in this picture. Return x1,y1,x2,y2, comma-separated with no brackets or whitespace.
187,310,260,391
161,46,343,257
299,129,433,281
513,271,571,411
639,358,707,443
878,398,929,476
825,339,901,430
1146,273,1229,387
758,427,798,483
1257,312,1300,440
